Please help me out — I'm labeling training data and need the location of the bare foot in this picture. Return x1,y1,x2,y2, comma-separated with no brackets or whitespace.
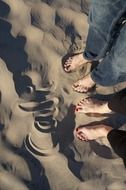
74,125,113,141
64,53,90,72
72,73,95,93
75,97,112,114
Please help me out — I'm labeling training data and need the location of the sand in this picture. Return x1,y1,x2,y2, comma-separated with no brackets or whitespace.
0,0,126,189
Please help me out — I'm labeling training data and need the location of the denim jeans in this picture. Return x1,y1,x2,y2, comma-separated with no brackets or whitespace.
84,0,126,86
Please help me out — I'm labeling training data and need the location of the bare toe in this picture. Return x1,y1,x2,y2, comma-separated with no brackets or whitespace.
75,97,110,114
63,53,88,72
72,73,96,93
64,66,71,72
73,84,89,93
75,128,88,141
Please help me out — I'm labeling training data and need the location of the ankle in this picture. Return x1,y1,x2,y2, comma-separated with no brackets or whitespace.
89,74,95,85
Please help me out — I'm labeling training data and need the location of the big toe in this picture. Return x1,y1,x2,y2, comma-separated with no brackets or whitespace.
64,65,72,72
76,131,88,141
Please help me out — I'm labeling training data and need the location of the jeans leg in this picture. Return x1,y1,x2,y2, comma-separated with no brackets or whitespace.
84,0,126,61
91,23,126,86
108,89,126,114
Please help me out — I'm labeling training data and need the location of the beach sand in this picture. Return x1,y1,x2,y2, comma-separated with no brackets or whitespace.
0,0,126,189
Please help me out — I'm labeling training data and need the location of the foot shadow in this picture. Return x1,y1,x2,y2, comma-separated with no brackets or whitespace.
56,104,76,150
56,104,83,179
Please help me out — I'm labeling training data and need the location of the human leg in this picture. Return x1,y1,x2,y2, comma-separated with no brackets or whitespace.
74,123,126,160
84,0,126,61
74,124,126,159
74,88,126,115
64,0,126,72
72,0,126,91
108,88,126,114
91,23,126,86
73,21,126,92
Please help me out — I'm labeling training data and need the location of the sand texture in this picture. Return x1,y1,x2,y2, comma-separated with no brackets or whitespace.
0,0,126,189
